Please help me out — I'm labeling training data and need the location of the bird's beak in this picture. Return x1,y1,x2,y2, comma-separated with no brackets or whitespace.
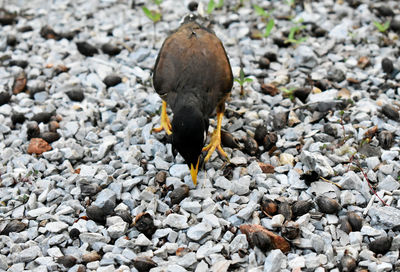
190,159,200,186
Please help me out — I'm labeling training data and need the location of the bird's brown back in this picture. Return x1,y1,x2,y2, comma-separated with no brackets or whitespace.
153,21,233,116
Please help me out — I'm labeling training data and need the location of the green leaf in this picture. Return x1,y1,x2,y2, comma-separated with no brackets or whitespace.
216,0,224,8
207,0,215,14
142,7,153,19
253,5,268,17
154,0,162,5
263,18,275,38
239,68,245,81
244,78,253,83
234,78,244,85
142,7,161,23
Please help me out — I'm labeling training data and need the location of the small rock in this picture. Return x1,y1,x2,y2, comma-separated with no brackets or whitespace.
164,214,188,229
381,58,393,74
27,138,52,155
133,257,157,272
57,256,77,268
369,236,393,255
263,249,285,272
31,112,53,124
40,132,60,143
229,234,248,253
0,220,26,235
381,104,399,121
316,196,340,214
103,75,122,87
101,43,121,56
187,222,212,241
76,41,98,57
0,92,11,106
66,89,84,102
135,212,156,238
170,185,190,205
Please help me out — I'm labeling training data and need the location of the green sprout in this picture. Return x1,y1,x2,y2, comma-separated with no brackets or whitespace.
253,5,275,38
280,86,296,101
154,0,163,6
373,21,390,33
235,67,253,95
207,0,224,14
142,7,161,23
285,19,307,45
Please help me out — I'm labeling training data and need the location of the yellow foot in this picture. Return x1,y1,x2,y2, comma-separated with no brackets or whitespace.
153,101,172,135
202,129,229,163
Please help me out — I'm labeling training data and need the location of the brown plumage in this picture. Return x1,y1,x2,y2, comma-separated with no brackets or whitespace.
153,18,233,185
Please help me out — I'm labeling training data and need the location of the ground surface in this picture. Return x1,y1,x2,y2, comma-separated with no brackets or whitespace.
1,0,400,271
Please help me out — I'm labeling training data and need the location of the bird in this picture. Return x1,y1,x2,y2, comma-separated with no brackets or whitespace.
152,16,233,185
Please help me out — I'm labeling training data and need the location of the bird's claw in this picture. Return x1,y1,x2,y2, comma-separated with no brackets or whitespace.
202,130,228,163
152,116,172,135
153,101,172,135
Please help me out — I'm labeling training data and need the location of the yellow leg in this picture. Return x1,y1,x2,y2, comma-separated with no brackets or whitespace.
202,111,229,163
153,101,172,135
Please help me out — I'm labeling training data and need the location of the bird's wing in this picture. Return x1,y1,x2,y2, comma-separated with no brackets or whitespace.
153,22,233,116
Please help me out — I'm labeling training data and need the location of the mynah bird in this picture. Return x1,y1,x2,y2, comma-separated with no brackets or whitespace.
153,17,233,185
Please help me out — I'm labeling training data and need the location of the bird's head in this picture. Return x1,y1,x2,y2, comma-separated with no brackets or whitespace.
172,106,207,185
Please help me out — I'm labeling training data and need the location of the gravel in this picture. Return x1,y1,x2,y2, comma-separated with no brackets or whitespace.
1,0,400,271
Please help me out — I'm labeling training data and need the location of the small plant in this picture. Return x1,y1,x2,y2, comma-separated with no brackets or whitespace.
154,0,163,6
253,5,275,38
207,0,224,14
142,7,161,23
373,20,390,33
280,86,296,100
234,67,253,95
285,19,307,45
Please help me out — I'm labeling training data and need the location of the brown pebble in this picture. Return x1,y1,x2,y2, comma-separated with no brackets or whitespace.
381,104,399,121
135,212,157,238
40,132,60,143
278,201,293,221
133,257,157,272
251,230,272,251
243,136,258,156
27,138,51,155
272,111,288,130
155,171,167,184
357,56,370,69
48,121,60,132
254,125,268,145
221,130,240,148
339,254,357,272
31,112,53,124
56,256,77,268
263,132,278,151
339,218,352,234
86,205,107,224
103,75,122,87
11,112,26,125
260,83,279,96
66,89,84,102
293,88,311,103
281,221,300,240
101,43,121,56
369,236,393,255
259,162,275,174
170,185,190,205
240,224,290,253
69,228,80,240
316,196,341,214
82,251,101,264
40,25,60,40
347,212,363,231
378,130,393,149
291,200,313,217
76,41,98,57
114,209,133,225
259,57,270,69
0,220,27,235
0,92,11,106
261,199,278,217
12,71,27,94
